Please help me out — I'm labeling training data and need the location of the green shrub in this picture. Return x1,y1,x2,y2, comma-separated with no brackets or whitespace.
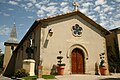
14,68,29,78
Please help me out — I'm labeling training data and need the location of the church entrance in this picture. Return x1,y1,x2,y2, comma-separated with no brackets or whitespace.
71,48,84,74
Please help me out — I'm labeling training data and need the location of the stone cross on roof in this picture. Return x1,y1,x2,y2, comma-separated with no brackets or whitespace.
7,22,18,44
73,2,79,11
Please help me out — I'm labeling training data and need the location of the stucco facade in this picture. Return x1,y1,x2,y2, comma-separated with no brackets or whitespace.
3,43,18,68
4,11,110,76
40,15,109,75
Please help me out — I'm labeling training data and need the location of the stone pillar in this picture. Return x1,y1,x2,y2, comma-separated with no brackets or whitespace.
23,59,35,76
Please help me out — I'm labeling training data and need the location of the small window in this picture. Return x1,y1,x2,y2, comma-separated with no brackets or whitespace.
11,46,14,51
72,24,83,37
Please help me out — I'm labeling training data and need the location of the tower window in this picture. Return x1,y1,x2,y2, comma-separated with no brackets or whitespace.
11,46,14,51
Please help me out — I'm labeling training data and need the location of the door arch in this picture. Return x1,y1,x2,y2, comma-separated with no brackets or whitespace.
71,48,85,74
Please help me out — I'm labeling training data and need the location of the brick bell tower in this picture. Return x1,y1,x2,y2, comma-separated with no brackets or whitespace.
3,22,19,69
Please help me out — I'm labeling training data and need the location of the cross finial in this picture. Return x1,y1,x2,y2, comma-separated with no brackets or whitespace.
73,2,79,11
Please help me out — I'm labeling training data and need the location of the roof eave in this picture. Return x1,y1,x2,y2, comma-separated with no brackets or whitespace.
38,10,110,35
14,20,40,52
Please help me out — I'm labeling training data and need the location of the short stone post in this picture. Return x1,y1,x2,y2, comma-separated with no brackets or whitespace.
23,59,35,76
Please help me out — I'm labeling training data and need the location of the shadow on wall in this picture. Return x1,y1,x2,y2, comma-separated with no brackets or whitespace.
3,52,17,77
50,64,57,75
44,39,49,48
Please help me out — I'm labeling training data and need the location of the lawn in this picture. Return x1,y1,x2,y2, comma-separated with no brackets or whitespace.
42,75,56,79
22,76,37,80
22,75,56,80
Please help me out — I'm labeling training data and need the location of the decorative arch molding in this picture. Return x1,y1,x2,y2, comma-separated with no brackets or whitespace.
67,44,89,74
67,44,89,60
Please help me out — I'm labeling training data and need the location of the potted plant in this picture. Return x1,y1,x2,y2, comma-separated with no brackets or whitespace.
38,58,43,78
99,53,107,75
57,51,65,75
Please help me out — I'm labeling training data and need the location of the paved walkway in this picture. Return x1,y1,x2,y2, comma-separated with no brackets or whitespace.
55,74,120,80
1,74,120,80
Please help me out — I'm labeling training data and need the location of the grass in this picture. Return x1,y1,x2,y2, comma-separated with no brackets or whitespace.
22,75,56,80
22,75,37,80
42,75,56,79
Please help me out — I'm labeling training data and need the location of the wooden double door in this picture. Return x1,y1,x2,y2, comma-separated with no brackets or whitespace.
71,48,84,74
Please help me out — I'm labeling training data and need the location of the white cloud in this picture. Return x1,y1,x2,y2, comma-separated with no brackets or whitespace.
94,6,100,12
0,25,11,36
114,14,120,19
104,8,110,13
3,13,10,16
80,8,89,14
46,6,58,16
60,2,68,7
95,0,106,5
60,6,69,13
46,6,57,12
19,24,25,27
37,10,45,17
113,20,120,27
16,0,22,1
29,0,36,3
35,3,41,8
88,15,97,21
8,8,14,11
20,4,25,8
115,0,120,2
8,1,18,5
108,12,112,14
99,17,119,29
99,13,107,21
82,2,93,8
27,16,34,19
37,5,59,17
100,15,106,20
48,2,58,6
103,5,114,13
100,21,108,27
22,3,34,12
41,5,47,11
27,3,33,7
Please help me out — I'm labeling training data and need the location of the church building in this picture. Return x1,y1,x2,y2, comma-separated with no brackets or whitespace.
3,4,110,76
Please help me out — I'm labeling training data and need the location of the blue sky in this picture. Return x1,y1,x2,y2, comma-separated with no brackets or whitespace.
0,0,120,53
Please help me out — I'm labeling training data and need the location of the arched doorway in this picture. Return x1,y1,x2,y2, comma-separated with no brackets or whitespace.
71,48,84,74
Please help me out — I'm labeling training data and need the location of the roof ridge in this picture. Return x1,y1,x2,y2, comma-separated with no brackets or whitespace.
36,10,79,21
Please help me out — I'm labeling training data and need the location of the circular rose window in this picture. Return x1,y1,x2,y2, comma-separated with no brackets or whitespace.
72,24,83,37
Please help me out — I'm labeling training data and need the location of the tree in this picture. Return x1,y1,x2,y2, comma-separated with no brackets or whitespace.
0,49,4,68
107,45,120,73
